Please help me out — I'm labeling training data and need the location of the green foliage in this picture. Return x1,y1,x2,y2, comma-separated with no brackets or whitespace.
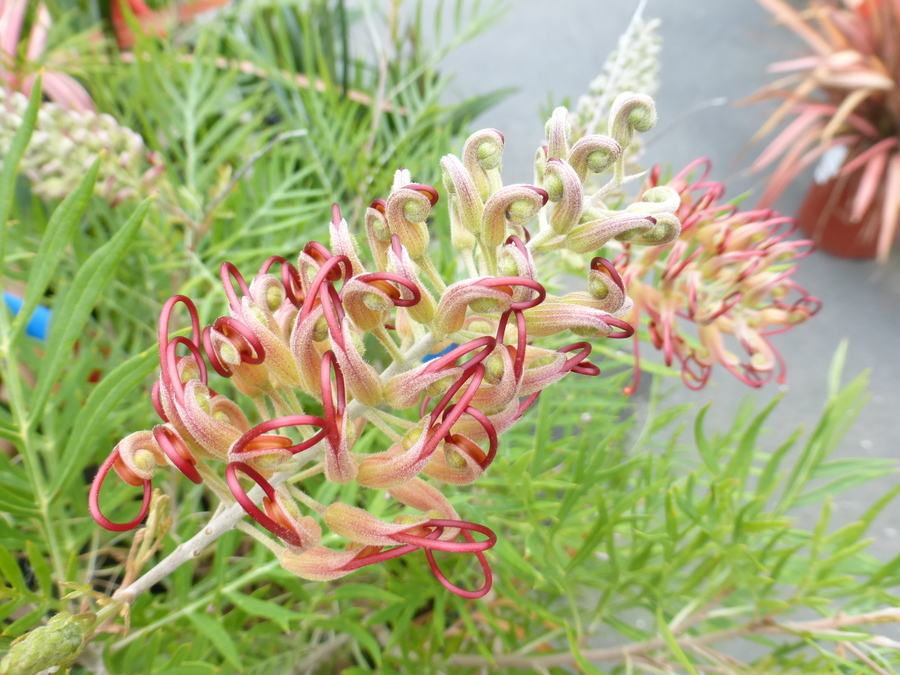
65,365,900,674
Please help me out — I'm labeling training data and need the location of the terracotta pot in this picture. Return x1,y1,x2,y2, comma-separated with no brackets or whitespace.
796,170,881,259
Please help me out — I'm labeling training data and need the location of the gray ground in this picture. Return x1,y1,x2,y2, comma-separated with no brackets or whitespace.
438,1,900,569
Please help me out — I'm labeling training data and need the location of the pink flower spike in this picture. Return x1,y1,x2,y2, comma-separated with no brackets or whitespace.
422,521,495,599
356,421,439,489
331,318,384,407
161,336,208,406
424,336,496,376
481,184,548,249
201,316,265,378
112,430,165,484
544,159,584,236
384,184,437,260
298,253,352,322
153,425,203,484
433,280,513,338
230,415,328,458
0,0,26,61
389,478,461,528
340,271,421,331
89,450,152,532
357,273,421,308
220,262,252,314
280,545,366,581
158,295,202,360
559,342,600,376
476,276,546,311
329,207,367,277
150,379,168,422
524,302,634,339
427,361,486,422
39,71,97,114
394,519,496,554
258,256,304,309
226,462,306,549
321,352,345,439
438,406,498,471
26,3,51,62
494,309,528,380
386,235,437,324
324,502,431,547
321,351,357,484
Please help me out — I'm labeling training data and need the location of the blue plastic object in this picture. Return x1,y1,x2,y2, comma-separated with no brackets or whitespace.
3,292,51,340
422,342,458,363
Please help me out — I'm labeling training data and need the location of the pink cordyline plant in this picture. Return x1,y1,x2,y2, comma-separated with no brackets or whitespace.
89,94,681,599
111,0,231,49
618,159,821,392
0,0,95,112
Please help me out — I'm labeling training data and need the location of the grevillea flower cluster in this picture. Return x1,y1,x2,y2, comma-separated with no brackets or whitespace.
0,88,161,204
89,94,681,598
618,159,820,391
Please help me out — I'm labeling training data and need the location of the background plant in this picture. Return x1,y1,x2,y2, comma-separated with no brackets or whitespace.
748,0,900,261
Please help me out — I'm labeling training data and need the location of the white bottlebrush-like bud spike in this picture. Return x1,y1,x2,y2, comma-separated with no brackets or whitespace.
570,15,661,142
0,89,160,204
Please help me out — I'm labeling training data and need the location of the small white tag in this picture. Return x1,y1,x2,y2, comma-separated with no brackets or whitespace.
813,145,849,184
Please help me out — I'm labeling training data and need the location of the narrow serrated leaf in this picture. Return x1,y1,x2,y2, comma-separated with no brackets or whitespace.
0,74,41,265
30,199,151,421
52,345,157,495
314,618,382,667
11,157,100,346
187,611,242,670
657,610,700,675
25,541,53,597
827,339,848,399
693,404,718,473
0,545,26,592
331,583,404,604
2,603,49,638
224,590,316,631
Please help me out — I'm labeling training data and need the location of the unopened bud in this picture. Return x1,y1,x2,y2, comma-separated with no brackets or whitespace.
0,612,95,675
402,426,424,451
483,350,506,384
266,284,285,312
132,449,156,473
444,445,468,469
425,373,456,398
470,296,507,314
362,291,393,312
312,315,329,342
544,172,563,201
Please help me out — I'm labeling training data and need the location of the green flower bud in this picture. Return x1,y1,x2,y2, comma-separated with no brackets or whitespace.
0,612,95,675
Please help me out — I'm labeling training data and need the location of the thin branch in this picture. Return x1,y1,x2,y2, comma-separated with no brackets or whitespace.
842,641,891,675
202,129,308,223
447,608,900,669
117,52,406,113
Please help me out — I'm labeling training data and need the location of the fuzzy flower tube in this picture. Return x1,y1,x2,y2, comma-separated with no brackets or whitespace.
89,93,680,600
